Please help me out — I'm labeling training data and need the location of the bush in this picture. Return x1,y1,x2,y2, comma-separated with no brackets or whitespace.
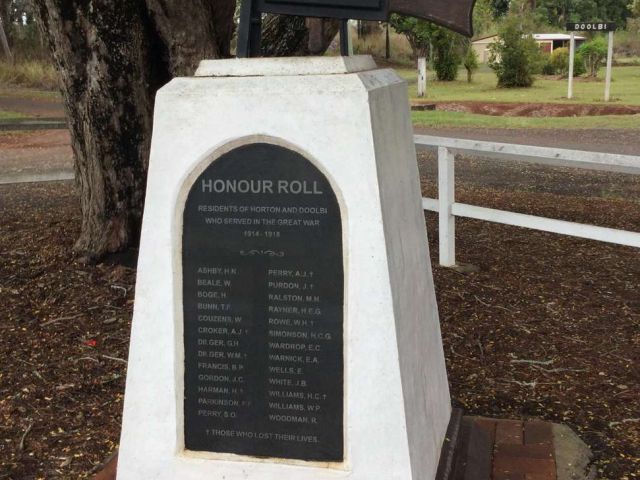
541,54,556,75
431,27,464,81
463,47,479,82
547,47,586,77
578,37,608,77
488,17,541,87
433,53,460,81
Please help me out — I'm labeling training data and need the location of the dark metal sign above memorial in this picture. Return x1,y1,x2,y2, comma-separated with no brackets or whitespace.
238,0,477,57
182,143,344,462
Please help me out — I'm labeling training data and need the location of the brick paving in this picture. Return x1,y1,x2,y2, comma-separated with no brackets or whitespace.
92,417,559,480
451,417,557,480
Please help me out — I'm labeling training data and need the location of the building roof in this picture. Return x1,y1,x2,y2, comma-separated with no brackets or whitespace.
472,34,498,43
533,33,586,41
472,33,586,45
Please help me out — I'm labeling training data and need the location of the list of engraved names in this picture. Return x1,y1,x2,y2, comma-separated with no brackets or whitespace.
182,144,343,461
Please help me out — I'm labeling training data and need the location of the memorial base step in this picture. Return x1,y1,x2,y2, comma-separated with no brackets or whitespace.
92,416,593,480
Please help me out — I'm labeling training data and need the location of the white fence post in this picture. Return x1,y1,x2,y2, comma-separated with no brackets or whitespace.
604,30,614,102
417,57,427,97
438,146,456,266
567,32,575,99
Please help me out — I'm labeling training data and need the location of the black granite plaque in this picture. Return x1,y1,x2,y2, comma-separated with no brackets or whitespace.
182,143,344,462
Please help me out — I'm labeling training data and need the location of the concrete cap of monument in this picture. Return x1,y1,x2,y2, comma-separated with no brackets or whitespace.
195,55,378,78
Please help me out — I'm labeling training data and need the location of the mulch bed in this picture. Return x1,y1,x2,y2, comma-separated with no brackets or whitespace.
1,158,639,479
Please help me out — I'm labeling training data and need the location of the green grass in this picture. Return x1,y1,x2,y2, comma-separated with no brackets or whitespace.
397,64,640,105
412,110,640,129
0,110,27,120
0,85,60,100
0,60,59,90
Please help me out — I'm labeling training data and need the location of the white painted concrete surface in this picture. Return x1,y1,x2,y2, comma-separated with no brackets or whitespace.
118,57,450,479
196,55,377,77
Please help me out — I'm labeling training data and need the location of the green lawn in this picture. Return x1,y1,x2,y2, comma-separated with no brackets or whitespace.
0,110,27,120
397,64,640,105
412,110,640,129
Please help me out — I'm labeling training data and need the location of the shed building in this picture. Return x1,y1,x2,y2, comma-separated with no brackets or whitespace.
472,33,586,63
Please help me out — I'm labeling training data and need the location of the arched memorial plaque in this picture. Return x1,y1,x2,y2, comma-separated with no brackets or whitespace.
182,142,344,462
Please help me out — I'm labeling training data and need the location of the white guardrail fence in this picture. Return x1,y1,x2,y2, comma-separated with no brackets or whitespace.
414,135,640,267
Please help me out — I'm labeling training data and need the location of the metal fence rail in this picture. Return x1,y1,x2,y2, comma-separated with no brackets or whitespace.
414,135,640,267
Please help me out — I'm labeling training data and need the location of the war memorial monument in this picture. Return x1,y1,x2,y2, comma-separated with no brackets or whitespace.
117,0,477,478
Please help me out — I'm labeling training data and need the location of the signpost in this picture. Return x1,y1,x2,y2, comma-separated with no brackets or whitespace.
566,22,617,101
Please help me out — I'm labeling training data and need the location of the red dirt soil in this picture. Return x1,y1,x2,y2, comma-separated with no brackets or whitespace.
417,101,640,117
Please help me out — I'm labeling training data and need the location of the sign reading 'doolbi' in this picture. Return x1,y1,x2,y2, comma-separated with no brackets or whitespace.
182,143,344,462
566,22,616,31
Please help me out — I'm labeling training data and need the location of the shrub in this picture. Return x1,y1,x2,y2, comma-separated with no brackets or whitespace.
541,54,556,75
548,47,586,77
433,52,461,81
578,37,608,77
463,46,479,82
488,17,541,87
430,26,464,81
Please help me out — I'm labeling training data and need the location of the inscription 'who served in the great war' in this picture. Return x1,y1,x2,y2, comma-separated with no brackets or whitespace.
182,143,344,462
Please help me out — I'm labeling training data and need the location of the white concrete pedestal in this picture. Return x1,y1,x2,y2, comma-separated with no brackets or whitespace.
118,55,451,480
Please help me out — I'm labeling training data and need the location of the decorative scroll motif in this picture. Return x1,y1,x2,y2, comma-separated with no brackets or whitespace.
240,249,285,257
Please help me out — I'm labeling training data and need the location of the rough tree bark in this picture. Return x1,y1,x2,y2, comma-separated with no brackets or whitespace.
31,2,334,261
31,0,236,261
262,15,339,56
0,0,12,62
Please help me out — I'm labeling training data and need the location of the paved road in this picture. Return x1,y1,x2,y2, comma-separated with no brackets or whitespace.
0,92,64,118
0,130,73,183
1,125,638,184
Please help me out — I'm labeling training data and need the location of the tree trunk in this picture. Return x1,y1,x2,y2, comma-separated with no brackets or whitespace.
32,1,330,261
0,0,12,63
31,0,235,261
262,15,339,56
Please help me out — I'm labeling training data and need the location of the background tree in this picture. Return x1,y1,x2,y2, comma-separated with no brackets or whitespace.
389,15,464,82
472,0,498,36
490,0,511,18
3,1,48,60
31,1,336,261
489,15,541,87
0,0,13,62
431,27,464,81
463,45,479,82
389,14,433,58
534,0,632,27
